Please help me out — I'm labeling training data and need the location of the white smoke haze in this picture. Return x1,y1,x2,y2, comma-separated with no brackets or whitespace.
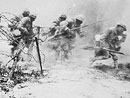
0,0,130,59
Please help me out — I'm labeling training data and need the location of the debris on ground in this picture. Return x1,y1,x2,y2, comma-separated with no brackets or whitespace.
94,63,130,81
0,63,48,93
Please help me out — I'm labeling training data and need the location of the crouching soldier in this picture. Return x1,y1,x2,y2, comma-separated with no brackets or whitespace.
90,23,127,68
17,13,36,46
8,9,30,32
10,13,36,62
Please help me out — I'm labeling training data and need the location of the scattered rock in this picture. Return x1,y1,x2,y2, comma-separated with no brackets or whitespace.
94,63,130,81
0,64,48,93
17,84,28,89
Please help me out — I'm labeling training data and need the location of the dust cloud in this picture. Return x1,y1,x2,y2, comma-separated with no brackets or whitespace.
0,0,130,55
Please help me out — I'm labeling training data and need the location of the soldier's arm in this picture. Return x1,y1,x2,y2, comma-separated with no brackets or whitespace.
49,19,59,30
101,29,111,42
17,17,29,34
59,21,68,30
120,32,127,43
52,19,59,26
75,28,84,38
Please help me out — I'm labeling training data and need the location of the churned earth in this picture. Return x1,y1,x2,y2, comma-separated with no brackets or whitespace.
0,45,129,98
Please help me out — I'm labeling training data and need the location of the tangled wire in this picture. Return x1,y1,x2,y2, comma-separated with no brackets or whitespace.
0,12,48,67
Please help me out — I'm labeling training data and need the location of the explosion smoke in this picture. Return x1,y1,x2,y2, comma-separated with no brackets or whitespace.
0,0,130,60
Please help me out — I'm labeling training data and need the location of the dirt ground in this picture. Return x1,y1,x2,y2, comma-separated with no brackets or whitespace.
0,45,129,98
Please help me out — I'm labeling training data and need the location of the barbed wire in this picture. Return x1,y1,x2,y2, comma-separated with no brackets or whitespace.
0,25,47,66
1,11,129,66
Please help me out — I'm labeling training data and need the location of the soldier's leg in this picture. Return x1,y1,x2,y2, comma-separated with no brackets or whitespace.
55,50,60,61
48,28,56,37
111,53,118,68
90,56,110,65
67,42,73,56
11,46,16,56
90,49,110,64
11,41,19,61
15,39,25,62
27,41,34,62
63,50,69,60
62,40,70,61
55,42,61,61
10,39,19,56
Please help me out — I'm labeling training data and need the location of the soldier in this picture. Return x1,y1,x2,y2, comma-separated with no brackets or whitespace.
17,14,36,36
9,10,30,55
54,15,84,60
48,14,67,37
8,9,30,32
17,13,36,48
60,15,84,38
10,13,36,59
91,23,127,68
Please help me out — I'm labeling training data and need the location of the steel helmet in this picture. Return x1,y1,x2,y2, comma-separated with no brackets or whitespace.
116,23,126,31
59,14,67,20
30,14,37,19
22,9,30,16
75,15,84,22
67,18,73,23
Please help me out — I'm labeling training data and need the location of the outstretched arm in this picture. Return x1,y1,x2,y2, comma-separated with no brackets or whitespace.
17,17,29,34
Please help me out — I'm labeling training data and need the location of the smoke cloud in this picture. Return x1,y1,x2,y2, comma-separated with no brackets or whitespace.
0,0,130,58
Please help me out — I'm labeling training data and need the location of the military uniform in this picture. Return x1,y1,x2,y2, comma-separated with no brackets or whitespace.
10,16,34,55
101,27,126,50
52,15,84,60
8,10,30,32
8,15,22,32
17,16,34,48
92,24,127,68
48,14,67,37
60,18,83,39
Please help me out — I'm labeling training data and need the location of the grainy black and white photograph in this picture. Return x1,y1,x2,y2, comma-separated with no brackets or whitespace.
0,0,130,98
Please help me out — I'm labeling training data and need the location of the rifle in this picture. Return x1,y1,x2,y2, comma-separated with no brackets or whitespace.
43,17,114,37
101,48,129,56
70,17,115,31
82,46,128,56
94,47,128,56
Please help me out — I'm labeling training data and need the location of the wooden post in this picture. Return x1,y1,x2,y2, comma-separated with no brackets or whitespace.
35,27,43,74
35,37,43,74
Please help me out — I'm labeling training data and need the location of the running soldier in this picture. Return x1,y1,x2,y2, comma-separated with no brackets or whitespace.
53,15,84,60
90,23,127,68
